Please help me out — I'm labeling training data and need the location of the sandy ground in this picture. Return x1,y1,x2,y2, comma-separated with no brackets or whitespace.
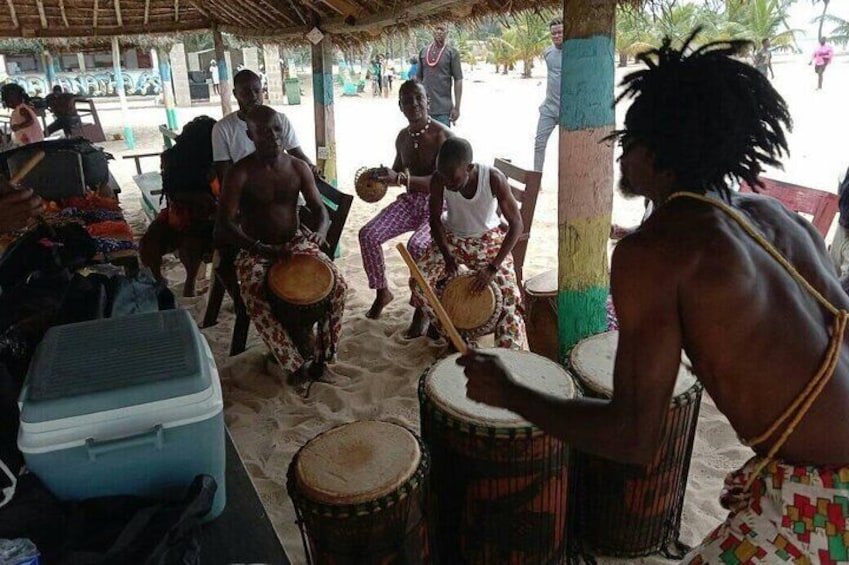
99,55,849,564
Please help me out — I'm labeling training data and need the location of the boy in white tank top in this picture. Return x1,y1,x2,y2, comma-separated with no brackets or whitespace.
410,137,527,349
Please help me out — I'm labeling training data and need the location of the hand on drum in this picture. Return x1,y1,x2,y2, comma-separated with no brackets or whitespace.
307,230,328,250
471,267,495,293
457,350,516,411
443,256,460,278
375,167,398,186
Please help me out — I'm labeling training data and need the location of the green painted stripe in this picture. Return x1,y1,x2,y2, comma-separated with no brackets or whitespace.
312,73,334,106
558,286,609,361
560,34,615,131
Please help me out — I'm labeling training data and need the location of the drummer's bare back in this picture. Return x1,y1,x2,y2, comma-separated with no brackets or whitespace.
232,153,311,245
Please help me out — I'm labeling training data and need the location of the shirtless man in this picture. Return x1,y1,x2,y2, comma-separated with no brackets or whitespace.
215,105,347,381
44,85,83,137
411,137,527,349
459,36,849,562
358,80,451,334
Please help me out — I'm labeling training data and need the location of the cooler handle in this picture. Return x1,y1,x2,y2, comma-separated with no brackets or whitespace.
86,425,164,461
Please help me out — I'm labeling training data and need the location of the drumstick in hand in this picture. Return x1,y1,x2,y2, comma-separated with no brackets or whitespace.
396,243,468,355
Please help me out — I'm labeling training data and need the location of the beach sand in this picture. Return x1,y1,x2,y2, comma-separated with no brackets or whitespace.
108,56,848,563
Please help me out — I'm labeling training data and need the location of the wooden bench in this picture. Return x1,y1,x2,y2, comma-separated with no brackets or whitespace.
741,177,839,239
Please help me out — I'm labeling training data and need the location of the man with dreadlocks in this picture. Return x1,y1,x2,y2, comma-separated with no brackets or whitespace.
458,30,849,563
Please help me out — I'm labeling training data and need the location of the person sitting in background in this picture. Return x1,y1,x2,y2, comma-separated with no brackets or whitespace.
216,105,347,383
1,84,43,146
139,116,218,298
44,85,84,137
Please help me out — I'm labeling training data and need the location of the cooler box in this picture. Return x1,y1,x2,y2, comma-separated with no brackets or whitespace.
17,310,226,520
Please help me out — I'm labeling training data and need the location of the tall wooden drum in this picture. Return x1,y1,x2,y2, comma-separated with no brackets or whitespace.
567,331,702,559
287,421,430,565
419,349,575,564
524,269,558,362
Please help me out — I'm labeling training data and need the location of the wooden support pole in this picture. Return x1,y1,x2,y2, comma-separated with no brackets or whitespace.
43,50,56,91
112,36,135,149
153,47,178,130
311,33,336,186
556,0,616,360
212,24,232,116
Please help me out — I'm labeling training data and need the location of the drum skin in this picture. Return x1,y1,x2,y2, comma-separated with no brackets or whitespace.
265,253,335,329
288,421,431,565
419,350,575,564
439,273,503,340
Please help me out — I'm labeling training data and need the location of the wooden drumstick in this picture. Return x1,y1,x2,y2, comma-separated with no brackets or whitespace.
396,242,468,355
10,151,45,184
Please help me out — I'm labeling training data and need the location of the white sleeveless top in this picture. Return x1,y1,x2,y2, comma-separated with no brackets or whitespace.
11,104,44,145
443,164,501,237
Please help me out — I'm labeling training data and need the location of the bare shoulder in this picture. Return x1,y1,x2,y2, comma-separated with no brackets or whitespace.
432,120,453,140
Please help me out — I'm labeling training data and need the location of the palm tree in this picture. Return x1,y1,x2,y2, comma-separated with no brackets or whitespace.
485,37,516,74
502,12,551,78
615,6,656,66
814,13,849,46
816,0,831,41
724,0,800,53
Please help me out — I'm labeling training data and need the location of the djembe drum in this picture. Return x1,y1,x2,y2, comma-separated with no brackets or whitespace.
567,331,702,558
523,269,558,362
419,349,575,564
265,253,335,329
439,273,503,340
288,420,431,565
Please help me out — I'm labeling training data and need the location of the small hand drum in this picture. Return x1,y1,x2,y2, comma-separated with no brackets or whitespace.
354,166,389,203
265,253,336,328
439,273,503,339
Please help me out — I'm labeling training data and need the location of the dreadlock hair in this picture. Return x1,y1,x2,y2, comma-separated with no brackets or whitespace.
609,28,791,199
161,115,217,198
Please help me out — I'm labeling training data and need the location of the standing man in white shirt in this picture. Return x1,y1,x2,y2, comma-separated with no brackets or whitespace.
210,59,220,96
212,69,318,185
533,17,563,173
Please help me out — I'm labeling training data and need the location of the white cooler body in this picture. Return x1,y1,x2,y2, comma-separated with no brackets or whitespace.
18,310,226,519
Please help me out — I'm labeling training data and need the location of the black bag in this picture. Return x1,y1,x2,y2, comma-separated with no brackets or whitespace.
0,223,96,292
59,475,216,565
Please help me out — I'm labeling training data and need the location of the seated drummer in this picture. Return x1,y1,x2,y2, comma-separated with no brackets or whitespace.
460,36,849,563
139,115,218,297
358,80,452,332
215,105,347,381
412,137,527,349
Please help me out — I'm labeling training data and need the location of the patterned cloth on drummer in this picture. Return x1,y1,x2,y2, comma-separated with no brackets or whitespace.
411,225,526,349
359,192,432,290
235,236,347,373
683,457,849,564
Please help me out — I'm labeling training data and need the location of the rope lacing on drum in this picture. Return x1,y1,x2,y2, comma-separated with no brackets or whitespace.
667,192,849,489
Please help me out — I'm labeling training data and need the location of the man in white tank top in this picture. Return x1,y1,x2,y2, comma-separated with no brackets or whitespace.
410,137,527,349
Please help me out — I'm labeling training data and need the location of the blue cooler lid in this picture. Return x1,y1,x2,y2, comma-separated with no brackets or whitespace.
21,310,211,423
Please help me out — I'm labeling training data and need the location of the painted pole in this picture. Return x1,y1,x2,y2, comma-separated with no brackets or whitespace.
212,25,232,116
557,0,616,360
77,53,86,72
111,36,135,149
43,50,56,90
155,47,179,130
311,34,337,186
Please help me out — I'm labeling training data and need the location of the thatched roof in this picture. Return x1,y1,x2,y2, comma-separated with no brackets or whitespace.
0,0,561,44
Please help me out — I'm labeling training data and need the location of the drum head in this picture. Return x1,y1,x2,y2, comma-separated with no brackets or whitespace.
524,269,557,296
268,254,334,305
442,274,497,331
569,331,697,399
425,349,575,429
295,421,421,506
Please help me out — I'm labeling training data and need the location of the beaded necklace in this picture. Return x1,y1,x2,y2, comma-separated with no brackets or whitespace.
425,42,447,67
408,118,431,149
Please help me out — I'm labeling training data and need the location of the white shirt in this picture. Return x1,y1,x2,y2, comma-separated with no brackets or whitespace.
443,164,501,237
212,110,300,165
210,64,220,85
